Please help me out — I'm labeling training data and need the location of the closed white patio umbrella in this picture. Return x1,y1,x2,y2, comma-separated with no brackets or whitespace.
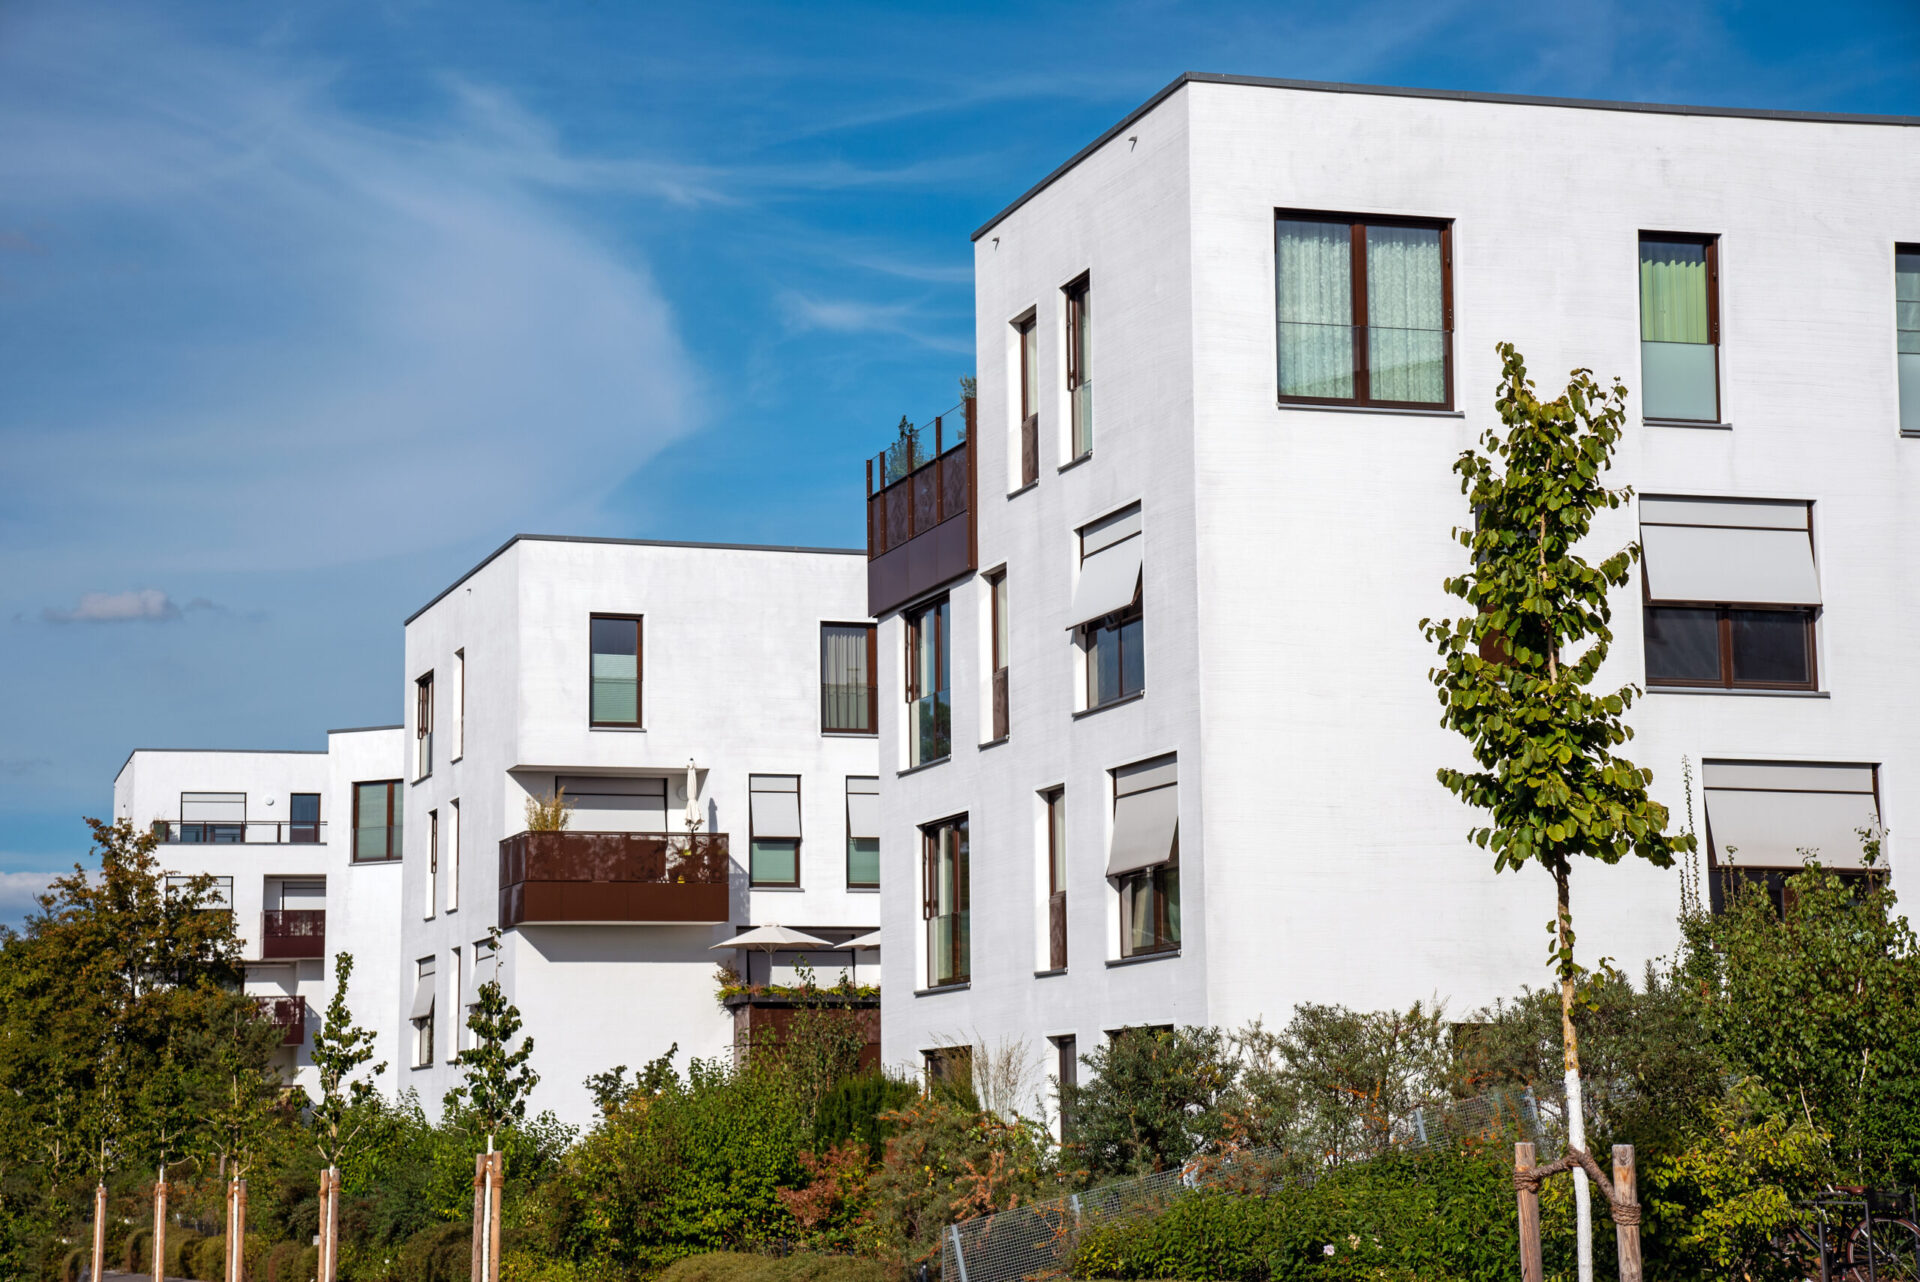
682,760,702,832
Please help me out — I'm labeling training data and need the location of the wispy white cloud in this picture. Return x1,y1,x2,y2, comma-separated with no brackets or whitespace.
777,291,971,354
0,871,60,930
40,588,222,624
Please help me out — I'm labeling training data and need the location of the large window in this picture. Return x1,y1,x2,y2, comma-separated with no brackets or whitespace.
1899,245,1919,436
846,777,880,889
1065,275,1093,459
1071,506,1144,708
290,792,321,844
1703,761,1882,914
353,780,404,862
1639,234,1720,422
748,774,802,887
1044,788,1067,971
1640,498,1818,691
414,671,434,780
922,815,969,986
1108,756,1179,958
906,598,951,766
410,956,436,1068
1275,213,1451,408
821,623,878,734
988,570,1009,742
1017,313,1040,486
177,791,245,843
589,615,643,727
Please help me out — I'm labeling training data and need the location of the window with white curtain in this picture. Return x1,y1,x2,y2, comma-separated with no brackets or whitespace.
589,615,642,726
1898,245,1919,436
1639,234,1720,422
1275,213,1451,408
821,623,877,734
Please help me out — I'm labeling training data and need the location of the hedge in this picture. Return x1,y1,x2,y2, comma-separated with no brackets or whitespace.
657,1251,892,1282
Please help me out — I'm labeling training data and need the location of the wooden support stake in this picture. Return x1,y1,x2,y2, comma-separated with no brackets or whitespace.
151,1172,169,1282
91,1182,107,1282
1515,1142,1544,1282
485,1152,504,1282
1614,1145,1642,1282
319,1167,340,1282
470,1155,486,1282
227,1177,248,1282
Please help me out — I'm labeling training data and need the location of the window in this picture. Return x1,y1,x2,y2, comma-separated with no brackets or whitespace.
846,777,880,889
1044,788,1067,971
1109,756,1179,958
452,648,465,760
446,799,460,913
1065,276,1093,457
411,957,436,1068
922,815,970,986
589,615,642,726
164,874,233,909
448,947,462,1062
1639,234,1720,422
1702,761,1883,914
988,570,1009,742
414,672,434,780
749,774,802,887
1016,313,1040,485
353,780,404,862
821,623,878,734
289,793,321,844
1275,213,1452,408
556,775,667,831
1640,498,1818,691
1052,1035,1078,1138
426,809,439,919
1899,246,1920,436
924,1045,974,1098
177,792,245,843
906,597,951,766
1071,506,1144,708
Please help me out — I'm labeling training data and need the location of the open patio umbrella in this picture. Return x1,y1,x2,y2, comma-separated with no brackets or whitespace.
709,924,833,986
835,929,882,985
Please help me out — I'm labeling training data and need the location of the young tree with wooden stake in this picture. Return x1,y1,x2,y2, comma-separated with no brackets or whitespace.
445,928,537,1282
308,952,385,1282
1423,344,1690,1282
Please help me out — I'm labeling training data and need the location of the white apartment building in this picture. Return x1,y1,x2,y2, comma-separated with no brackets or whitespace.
869,74,1920,1095
113,536,882,1127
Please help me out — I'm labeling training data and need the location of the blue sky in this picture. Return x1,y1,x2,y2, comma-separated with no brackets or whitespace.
1,0,1915,922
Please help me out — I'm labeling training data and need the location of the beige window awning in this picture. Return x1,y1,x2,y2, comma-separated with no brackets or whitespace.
1703,760,1879,869
409,969,436,1021
749,775,802,840
1107,755,1178,878
1068,506,1143,628
846,777,880,841
1639,497,1819,606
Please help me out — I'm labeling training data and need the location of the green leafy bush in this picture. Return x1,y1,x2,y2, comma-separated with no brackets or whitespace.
814,1074,919,1162
657,1250,891,1282
1062,1027,1239,1178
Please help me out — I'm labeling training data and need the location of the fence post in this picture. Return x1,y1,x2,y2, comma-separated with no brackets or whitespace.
947,1223,970,1282
1515,1142,1544,1282
1613,1145,1642,1282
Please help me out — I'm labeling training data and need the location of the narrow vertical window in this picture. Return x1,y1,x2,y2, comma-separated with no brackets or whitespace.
414,672,434,780
1017,314,1040,486
448,947,462,1062
452,648,465,760
1639,234,1720,422
821,623,878,734
906,597,951,766
987,571,1009,743
748,774,802,888
289,792,321,844
1108,756,1180,958
589,615,642,726
353,781,403,862
1052,1034,1078,1138
410,956,436,1068
922,815,969,986
1276,213,1451,407
1898,245,1920,436
447,799,461,913
1044,788,1066,971
846,777,880,890
426,809,439,919
1065,275,1093,458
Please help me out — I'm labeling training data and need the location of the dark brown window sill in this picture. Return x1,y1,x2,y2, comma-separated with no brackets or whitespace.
914,982,971,997
1107,949,1181,968
1075,690,1145,719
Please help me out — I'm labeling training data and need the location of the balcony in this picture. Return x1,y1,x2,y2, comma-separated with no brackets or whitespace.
498,831,731,927
866,397,975,617
260,910,326,960
254,996,307,1047
156,820,326,845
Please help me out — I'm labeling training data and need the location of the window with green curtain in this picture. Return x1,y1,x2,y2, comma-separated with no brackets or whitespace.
590,616,641,725
847,838,880,889
750,839,798,886
1639,237,1718,421
820,623,874,732
1366,225,1446,404
1898,247,1920,436
1276,217,1354,400
354,780,401,861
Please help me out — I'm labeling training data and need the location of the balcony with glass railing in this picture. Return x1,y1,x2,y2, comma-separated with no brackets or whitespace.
865,397,975,616
154,819,327,844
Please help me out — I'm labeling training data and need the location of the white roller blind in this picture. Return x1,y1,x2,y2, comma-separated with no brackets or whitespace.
1068,538,1143,629
280,881,326,908
557,775,667,833
846,777,880,841
750,775,802,839
181,792,246,822
1640,498,1819,606
1704,760,1879,869
1107,755,1179,877
1081,506,1141,554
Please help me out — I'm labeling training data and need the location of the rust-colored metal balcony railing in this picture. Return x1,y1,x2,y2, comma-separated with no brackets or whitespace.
499,831,731,927
260,910,326,960
866,396,976,617
254,995,307,1047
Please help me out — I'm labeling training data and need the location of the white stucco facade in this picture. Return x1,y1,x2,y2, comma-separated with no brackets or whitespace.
877,77,1920,1095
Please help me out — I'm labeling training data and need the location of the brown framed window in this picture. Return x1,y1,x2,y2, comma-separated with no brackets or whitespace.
1108,756,1179,958
748,774,802,888
1640,498,1819,692
1073,506,1144,709
452,648,465,760
922,814,969,986
289,793,321,844
1276,212,1452,409
1065,275,1093,458
1639,233,1720,422
1701,760,1883,915
1052,1034,1077,1137
924,1045,974,1097
987,571,1009,742
1044,787,1066,971
845,777,880,889
1017,313,1040,485
821,622,878,734
414,672,434,780
906,597,951,766
426,809,439,919
589,615,642,727
410,956,435,1067
1898,245,1919,436
352,780,403,863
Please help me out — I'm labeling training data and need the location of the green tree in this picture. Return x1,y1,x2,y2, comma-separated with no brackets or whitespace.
1060,1026,1238,1178
445,929,538,1153
309,951,386,1170
1422,345,1693,1277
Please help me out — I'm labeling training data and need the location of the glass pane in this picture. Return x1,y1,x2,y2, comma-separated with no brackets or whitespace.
821,624,871,732
592,677,639,723
355,784,388,860
1119,614,1145,698
1639,240,1710,344
1021,323,1038,417
1160,862,1181,947
1090,622,1121,706
290,793,320,823
1124,873,1153,955
913,691,951,765
1366,226,1446,403
1641,341,1719,421
1645,608,1721,683
1276,218,1354,399
1901,352,1920,437
1731,611,1810,685
591,617,637,657
992,577,1009,669
1048,794,1066,892
751,839,798,885
848,837,880,888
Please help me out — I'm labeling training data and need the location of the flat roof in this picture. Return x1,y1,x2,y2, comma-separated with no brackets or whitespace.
405,533,866,626
114,744,328,784
973,72,1920,241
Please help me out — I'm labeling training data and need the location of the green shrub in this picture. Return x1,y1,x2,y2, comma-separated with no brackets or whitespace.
657,1251,890,1282
164,1227,202,1277
124,1228,152,1273
295,1242,320,1282
814,1074,919,1162
184,1231,224,1280
394,1219,474,1282
265,1239,303,1282
58,1246,84,1282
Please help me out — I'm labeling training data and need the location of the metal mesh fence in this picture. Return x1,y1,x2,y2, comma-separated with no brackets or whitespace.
940,1087,1539,1282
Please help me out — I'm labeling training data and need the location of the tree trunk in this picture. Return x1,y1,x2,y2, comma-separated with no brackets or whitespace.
1556,865,1593,1282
